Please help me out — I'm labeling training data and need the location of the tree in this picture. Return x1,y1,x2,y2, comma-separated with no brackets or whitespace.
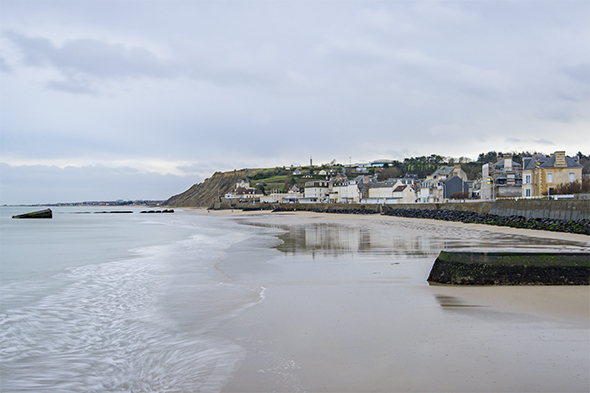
256,183,266,195
377,166,403,181
477,151,498,163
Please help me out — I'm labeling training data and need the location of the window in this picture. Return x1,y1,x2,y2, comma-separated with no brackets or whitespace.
525,174,531,184
547,173,553,183
569,173,575,182
525,188,531,197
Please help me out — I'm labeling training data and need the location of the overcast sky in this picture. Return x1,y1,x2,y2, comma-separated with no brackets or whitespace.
1,0,588,204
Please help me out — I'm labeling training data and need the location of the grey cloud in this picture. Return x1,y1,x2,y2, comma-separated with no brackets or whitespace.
175,162,225,176
0,56,12,72
4,30,286,94
5,31,173,78
46,78,98,94
533,139,554,146
4,31,176,93
506,137,553,146
561,64,590,84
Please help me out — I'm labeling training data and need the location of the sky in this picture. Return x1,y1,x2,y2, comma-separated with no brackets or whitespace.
1,0,588,205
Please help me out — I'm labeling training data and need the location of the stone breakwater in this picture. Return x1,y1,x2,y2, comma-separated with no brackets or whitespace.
272,204,381,215
382,207,590,235
428,251,590,285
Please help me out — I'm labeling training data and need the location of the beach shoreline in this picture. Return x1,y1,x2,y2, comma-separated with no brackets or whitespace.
199,209,590,393
186,207,590,244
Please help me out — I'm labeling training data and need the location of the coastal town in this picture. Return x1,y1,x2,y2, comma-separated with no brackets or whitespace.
223,150,587,205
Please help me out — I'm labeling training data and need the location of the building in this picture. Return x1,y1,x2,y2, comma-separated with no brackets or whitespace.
418,178,444,203
481,156,522,199
302,181,331,203
235,187,263,201
365,179,417,204
368,180,398,199
331,176,363,203
418,165,467,203
235,179,251,190
391,184,417,204
521,151,583,197
429,165,468,182
443,176,470,199
368,160,394,168
260,187,303,203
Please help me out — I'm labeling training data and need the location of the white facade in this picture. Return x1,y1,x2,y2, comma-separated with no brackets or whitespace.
332,181,361,203
303,181,330,203
368,180,398,199
418,179,443,203
392,185,417,204
480,163,493,200
260,191,303,203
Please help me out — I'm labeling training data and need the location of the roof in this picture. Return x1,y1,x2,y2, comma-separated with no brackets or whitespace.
393,185,408,192
371,181,397,189
522,153,582,169
522,154,549,170
493,158,522,170
353,175,370,184
539,155,583,169
431,166,455,177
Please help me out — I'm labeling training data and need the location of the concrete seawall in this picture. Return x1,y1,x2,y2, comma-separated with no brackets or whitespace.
268,200,590,220
377,200,589,221
428,251,590,285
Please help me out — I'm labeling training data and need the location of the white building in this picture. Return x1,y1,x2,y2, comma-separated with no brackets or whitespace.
331,177,363,203
418,178,444,203
391,184,417,204
364,179,417,204
260,190,303,203
302,181,331,203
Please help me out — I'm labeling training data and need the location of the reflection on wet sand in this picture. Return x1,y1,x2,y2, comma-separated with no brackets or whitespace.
274,223,441,257
252,220,589,258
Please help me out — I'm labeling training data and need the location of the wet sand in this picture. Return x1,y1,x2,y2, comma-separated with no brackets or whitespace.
206,211,589,392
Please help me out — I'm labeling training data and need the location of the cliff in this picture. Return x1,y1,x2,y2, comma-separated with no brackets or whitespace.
166,169,252,208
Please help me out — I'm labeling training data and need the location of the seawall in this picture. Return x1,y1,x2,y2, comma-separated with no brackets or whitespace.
269,200,590,220
427,251,590,285
392,199,590,221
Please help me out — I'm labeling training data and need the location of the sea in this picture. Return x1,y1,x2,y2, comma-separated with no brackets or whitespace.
0,206,274,392
1,206,589,392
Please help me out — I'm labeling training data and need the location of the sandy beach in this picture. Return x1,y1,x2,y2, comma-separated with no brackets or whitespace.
196,210,590,392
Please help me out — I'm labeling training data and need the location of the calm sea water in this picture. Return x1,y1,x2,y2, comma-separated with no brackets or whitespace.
2,207,589,392
0,207,272,392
